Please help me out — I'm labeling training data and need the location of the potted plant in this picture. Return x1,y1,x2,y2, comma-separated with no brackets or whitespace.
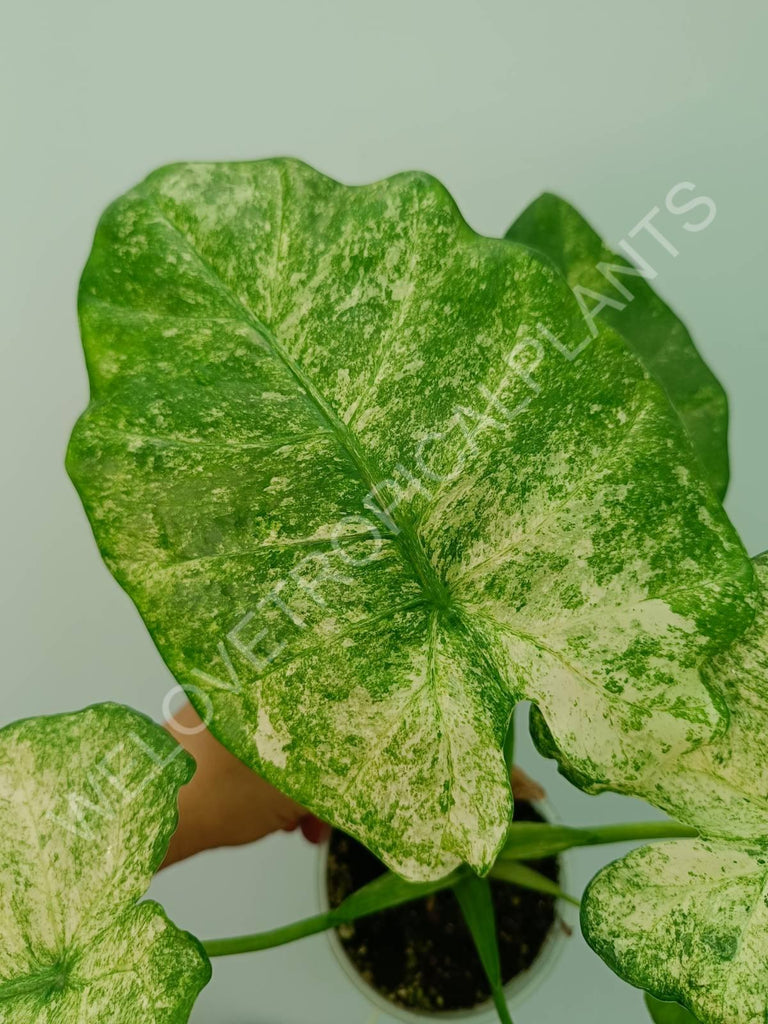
1,159,764,1024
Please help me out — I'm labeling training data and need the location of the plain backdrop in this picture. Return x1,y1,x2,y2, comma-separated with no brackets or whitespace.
2,2,767,1022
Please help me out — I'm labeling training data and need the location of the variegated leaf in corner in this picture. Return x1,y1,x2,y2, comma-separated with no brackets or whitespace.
565,550,768,842
582,556,768,1024
636,554,768,843
583,839,768,1024
0,703,210,1022
68,159,753,880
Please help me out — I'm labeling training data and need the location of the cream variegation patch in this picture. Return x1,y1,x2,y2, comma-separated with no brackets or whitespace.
0,704,210,1022
582,557,768,1024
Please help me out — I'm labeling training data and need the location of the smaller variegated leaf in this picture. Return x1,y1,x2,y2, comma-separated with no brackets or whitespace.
0,703,210,1023
583,838,768,1024
582,556,768,1024
571,554,768,847
635,555,768,844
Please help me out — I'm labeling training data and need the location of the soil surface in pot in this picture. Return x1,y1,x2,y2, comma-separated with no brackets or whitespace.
326,801,560,1015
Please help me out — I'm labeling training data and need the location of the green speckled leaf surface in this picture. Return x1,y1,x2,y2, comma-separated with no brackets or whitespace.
506,192,729,498
68,159,754,880
584,839,768,1024
0,704,210,1022
639,555,768,842
582,557,768,1024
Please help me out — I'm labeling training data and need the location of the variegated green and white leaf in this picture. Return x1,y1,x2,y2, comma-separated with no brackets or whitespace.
630,554,768,843
551,552,768,843
68,159,754,880
534,554,768,813
582,556,768,1024
582,838,768,1024
506,192,729,498
0,704,210,1022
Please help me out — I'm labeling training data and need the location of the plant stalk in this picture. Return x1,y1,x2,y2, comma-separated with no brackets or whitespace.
203,912,333,957
490,860,581,906
573,821,698,844
203,820,697,957
491,984,515,1024
500,819,697,860
203,868,463,957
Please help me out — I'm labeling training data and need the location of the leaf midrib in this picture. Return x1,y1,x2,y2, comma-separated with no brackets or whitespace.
142,194,451,613
0,962,69,1002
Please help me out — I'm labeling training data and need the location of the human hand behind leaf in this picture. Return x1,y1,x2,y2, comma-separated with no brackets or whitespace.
162,702,329,867
162,703,544,867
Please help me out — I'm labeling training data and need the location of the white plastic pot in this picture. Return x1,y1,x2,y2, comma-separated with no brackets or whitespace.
316,798,574,1023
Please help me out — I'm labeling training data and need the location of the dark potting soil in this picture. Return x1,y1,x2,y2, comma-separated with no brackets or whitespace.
326,801,561,1015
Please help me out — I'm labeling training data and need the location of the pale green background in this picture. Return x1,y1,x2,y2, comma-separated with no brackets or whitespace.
2,1,767,1021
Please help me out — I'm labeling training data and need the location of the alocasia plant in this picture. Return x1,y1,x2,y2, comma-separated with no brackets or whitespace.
0,161,760,1023
66,158,754,884
0,703,210,1022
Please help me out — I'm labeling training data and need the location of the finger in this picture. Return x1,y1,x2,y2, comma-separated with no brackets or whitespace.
510,766,546,802
299,814,332,844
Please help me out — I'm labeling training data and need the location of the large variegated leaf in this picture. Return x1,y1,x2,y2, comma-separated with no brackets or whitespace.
582,839,768,1024
67,159,754,880
0,704,210,1022
506,192,729,498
